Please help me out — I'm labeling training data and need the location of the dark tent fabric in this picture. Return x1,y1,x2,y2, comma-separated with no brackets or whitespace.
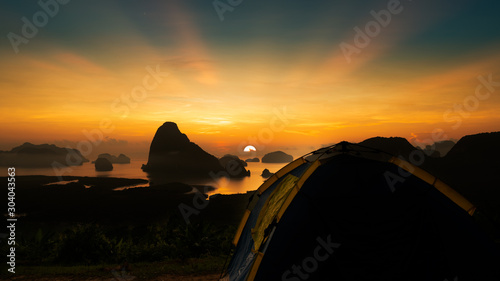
225,161,312,280
222,143,500,281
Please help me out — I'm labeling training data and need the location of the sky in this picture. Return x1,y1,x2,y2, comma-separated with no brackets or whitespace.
1,0,499,159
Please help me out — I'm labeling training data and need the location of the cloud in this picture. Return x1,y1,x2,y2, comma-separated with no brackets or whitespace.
283,130,320,136
103,137,129,145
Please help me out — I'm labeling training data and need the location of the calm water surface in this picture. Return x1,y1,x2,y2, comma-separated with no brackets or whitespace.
11,160,287,195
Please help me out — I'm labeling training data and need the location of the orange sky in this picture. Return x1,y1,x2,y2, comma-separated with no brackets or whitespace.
1,1,499,159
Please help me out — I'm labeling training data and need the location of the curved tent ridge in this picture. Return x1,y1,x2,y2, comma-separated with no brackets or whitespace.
221,141,499,281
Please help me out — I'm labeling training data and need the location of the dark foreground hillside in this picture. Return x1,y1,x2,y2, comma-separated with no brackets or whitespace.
1,176,252,280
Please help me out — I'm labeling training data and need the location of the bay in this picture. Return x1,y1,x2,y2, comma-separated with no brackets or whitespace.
8,159,287,195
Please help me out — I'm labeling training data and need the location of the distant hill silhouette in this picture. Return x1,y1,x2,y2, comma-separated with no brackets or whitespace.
422,140,456,157
0,142,88,167
245,157,260,162
142,122,224,177
92,153,130,164
356,133,500,216
359,137,419,159
444,132,499,161
262,151,293,163
422,132,500,215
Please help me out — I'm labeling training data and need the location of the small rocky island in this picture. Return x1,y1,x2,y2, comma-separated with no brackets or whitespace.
95,157,113,171
261,168,273,178
219,155,250,177
92,153,130,164
262,151,293,163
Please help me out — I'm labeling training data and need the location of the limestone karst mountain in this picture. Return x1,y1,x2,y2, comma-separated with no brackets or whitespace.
141,122,224,176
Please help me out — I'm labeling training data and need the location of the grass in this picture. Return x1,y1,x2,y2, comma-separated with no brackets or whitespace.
3,256,227,280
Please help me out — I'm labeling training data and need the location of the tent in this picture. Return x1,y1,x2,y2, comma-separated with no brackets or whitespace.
221,142,500,281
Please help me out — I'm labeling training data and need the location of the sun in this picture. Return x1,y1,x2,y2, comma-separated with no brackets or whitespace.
244,145,257,152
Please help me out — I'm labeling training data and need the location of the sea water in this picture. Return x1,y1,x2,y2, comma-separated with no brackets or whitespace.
7,160,286,195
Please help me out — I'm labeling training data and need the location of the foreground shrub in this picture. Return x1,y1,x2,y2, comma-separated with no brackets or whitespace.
56,224,113,264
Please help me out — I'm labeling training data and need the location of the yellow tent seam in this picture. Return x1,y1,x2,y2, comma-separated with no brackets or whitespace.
389,157,476,215
257,158,305,195
233,209,251,246
245,158,318,279
246,252,264,281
